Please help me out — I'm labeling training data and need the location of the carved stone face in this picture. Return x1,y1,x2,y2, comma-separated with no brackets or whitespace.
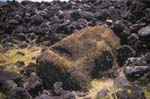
36,26,120,91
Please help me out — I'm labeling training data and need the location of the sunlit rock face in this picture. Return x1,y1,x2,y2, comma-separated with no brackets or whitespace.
36,26,120,91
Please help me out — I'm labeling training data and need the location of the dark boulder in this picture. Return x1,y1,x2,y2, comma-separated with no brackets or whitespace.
2,80,17,92
15,33,27,41
15,26,27,33
7,87,31,99
23,73,42,96
0,69,21,83
115,89,128,99
124,66,150,80
127,33,139,48
12,61,25,68
18,41,28,49
125,57,147,66
129,85,146,99
137,71,150,85
116,85,146,99
138,26,150,43
34,94,54,99
113,77,130,88
22,62,36,76
97,88,109,98
117,45,136,66
31,15,44,25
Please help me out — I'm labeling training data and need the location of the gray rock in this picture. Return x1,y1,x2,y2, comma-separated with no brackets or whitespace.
125,57,147,66
97,88,109,98
31,15,44,24
0,69,21,83
124,66,150,80
2,80,17,92
7,87,31,99
18,41,28,49
114,77,130,88
23,73,42,96
34,94,54,99
116,85,146,99
138,26,150,37
117,45,136,66
116,89,128,99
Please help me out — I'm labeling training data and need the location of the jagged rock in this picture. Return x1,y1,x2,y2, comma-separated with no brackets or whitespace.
7,87,31,99
15,26,27,33
36,26,120,91
18,41,28,48
12,61,25,68
22,62,36,76
31,15,44,25
23,73,42,96
115,89,128,99
15,33,27,41
137,71,150,85
129,85,146,99
53,82,64,95
117,45,136,66
143,52,150,65
138,26,150,41
124,66,150,80
127,33,139,48
114,77,130,88
34,94,54,99
112,20,124,34
97,88,109,98
125,57,147,66
116,85,146,99
2,80,17,92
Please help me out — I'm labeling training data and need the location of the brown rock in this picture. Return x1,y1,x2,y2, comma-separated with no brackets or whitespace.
36,26,120,91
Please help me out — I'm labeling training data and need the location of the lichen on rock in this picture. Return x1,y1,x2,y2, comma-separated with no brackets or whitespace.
36,26,120,91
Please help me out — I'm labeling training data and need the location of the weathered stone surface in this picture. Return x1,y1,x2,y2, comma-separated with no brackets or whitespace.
124,66,150,80
0,69,21,83
116,85,146,99
36,26,120,91
114,77,130,88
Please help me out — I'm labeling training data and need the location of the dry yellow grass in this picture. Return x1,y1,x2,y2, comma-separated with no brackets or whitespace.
89,79,120,99
0,93,6,99
0,44,41,72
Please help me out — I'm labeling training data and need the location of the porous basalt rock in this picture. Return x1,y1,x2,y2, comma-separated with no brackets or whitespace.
36,26,120,91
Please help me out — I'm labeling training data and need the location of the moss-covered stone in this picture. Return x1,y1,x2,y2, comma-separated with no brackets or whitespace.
0,45,41,72
37,26,120,91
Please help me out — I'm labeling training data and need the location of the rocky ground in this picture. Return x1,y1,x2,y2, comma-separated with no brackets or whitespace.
0,0,150,99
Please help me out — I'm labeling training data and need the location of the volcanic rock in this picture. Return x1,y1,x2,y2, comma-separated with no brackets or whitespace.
124,66,150,81
113,77,130,88
0,69,21,83
138,26,150,40
117,45,136,66
36,26,120,91
97,88,109,98
116,85,146,99
7,87,31,99
23,73,42,96
2,80,17,92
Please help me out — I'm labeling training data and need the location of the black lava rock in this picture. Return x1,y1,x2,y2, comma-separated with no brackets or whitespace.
117,45,136,66
7,87,31,99
23,73,42,96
